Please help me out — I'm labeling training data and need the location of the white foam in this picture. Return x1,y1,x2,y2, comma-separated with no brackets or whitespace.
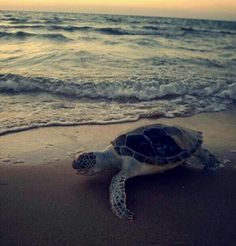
0,91,233,137
217,83,236,101
0,74,235,103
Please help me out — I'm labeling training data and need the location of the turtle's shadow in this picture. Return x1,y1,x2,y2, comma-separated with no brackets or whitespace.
81,166,211,215
130,165,205,185
126,166,206,198
84,165,206,189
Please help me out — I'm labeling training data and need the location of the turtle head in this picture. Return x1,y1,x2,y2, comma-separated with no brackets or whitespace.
72,152,102,176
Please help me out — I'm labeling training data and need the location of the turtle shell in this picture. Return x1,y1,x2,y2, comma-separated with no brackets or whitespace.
111,124,202,165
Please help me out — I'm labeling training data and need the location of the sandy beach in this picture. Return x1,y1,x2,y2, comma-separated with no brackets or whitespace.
1,107,236,246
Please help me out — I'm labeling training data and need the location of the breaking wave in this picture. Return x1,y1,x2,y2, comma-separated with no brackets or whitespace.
0,73,235,101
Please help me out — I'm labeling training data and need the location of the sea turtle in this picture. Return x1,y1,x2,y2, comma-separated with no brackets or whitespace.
72,124,220,221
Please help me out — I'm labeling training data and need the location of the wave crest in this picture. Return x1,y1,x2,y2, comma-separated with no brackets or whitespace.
0,73,235,102
0,31,71,41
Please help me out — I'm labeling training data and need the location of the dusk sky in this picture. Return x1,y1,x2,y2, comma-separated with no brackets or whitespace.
0,0,235,21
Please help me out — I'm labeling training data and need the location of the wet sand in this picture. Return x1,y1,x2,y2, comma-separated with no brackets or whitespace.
1,108,236,246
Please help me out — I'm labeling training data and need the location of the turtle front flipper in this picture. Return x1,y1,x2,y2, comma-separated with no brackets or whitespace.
109,171,134,221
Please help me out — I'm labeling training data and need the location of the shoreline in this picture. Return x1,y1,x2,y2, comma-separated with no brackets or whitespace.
1,108,236,245
0,105,235,137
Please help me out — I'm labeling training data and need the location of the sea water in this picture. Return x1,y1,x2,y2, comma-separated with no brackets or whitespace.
0,11,235,135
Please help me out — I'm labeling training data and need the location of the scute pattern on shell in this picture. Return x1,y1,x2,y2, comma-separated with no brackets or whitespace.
111,124,203,165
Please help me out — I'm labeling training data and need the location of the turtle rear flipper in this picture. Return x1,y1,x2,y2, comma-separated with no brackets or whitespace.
183,156,204,169
194,148,221,170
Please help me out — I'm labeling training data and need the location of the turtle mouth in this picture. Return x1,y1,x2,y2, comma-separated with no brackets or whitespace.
76,169,97,176
76,169,93,175
72,160,78,169
72,160,89,175
76,170,88,175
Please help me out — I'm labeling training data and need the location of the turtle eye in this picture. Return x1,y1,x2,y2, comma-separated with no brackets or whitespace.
79,160,88,169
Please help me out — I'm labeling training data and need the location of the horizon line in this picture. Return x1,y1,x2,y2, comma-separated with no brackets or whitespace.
0,8,235,22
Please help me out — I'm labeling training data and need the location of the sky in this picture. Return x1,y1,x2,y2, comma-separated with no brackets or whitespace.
0,0,236,21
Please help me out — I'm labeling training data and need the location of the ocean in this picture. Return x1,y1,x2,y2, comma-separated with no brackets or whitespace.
0,11,235,135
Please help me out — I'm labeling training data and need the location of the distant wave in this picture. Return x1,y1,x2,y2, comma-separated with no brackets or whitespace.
0,31,71,41
0,17,24,22
96,26,236,36
0,24,133,35
0,24,47,29
43,18,64,24
1,23,235,37
142,25,165,31
0,73,235,102
0,24,90,32
1,17,63,24
97,27,131,35
40,33,71,41
47,25,88,32
92,26,167,36
0,24,179,36
0,25,155,35
181,27,236,36
103,16,123,23
0,31,33,38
